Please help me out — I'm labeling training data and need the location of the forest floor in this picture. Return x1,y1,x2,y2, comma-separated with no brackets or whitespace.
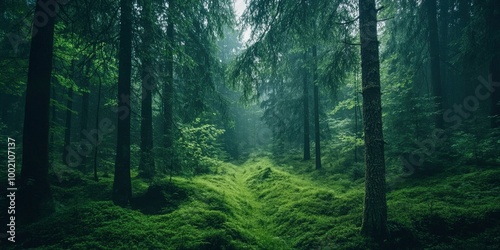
4,154,500,249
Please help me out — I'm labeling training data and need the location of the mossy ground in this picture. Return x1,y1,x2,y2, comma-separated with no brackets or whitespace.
3,155,500,249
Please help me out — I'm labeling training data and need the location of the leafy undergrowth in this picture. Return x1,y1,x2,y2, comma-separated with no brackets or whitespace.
9,155,500,249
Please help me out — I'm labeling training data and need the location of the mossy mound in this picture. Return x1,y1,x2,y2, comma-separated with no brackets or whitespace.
388,167,500,249
6,158,500,249
241,158,367,249
132,181,190,214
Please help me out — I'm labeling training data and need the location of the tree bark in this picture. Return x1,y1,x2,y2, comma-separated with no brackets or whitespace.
303,51,311,161
426,0,444,129
312,45,321,169
358,0,388,242
139,0,155,178
113,0,133,206
19,0,56,223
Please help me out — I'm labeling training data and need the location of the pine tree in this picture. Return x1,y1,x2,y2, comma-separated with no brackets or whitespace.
19,0,57,223
426,0,444,129
358,0,388,241
112,0,133,206
163,0,175,165
139,0,155,178
302,51,311,161
312,45,321,169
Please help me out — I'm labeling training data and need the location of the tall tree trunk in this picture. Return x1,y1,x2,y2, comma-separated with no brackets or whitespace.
63,85,73,165
19,0,56,223
459,0,471,101
113,0,132,207
94,74,103,182
164,0,175,169
427,0,444,129
354,74,361,163
80,60,90,172
489,0,500,128
458,0,470,30
439,0,449,106
312,45,321,169
139,0,155,178
491,57,500,128
303,51,311,161
358,0,388,242
0,0,4,21
49,87,57,164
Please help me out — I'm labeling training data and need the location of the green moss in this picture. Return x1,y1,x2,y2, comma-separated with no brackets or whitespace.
12,158,500,249
387,166,500,249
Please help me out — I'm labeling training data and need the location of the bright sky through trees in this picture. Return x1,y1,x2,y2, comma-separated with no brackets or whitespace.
234,0,250,44
234,0,246,17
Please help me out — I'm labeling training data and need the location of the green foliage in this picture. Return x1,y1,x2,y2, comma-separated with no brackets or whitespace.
175,118,226,175
325,117,364,166
323,72,363,170
382,84,438,162
449,121,500,166
4,0,500,249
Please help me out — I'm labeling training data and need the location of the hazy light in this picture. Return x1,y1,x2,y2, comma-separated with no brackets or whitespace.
234,0,251,45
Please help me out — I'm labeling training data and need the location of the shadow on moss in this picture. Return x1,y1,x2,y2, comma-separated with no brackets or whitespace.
131,181,189,215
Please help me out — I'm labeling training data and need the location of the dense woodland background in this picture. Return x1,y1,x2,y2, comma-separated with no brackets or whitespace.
0,0,499,249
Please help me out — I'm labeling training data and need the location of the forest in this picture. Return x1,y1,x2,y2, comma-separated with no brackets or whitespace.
0,0,499,249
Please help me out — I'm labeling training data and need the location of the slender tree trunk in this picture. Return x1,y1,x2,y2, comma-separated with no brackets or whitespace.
312,45,321,169
80,60,90,172
303,51,311,161
139,0,155,178
459,0,470,30
489,0,500,128
426,0,444,129
491,58,500,128
164,0,175,169
439,0,449,106
354,74,360,163
459,0,471,101
0,1,4,21
94,74,103,182
63,85,73,165
49,87,57,164
19,0,56,223
358,0,388,242
113,0,132,207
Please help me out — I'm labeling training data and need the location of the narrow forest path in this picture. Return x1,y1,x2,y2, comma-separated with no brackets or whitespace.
193,158,291,249
201,156,366,249
231,163,288,249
